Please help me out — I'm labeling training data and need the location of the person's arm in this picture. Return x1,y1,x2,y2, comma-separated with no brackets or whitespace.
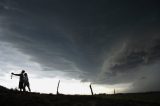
11,73,21,76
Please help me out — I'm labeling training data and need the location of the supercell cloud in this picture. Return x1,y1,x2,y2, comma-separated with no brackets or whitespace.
0,0,160,92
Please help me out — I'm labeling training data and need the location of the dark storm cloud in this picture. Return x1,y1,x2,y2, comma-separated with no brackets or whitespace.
0,0,160,91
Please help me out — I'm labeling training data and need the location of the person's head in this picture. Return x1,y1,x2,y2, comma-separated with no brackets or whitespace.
21,70,25,74
24,73,27,77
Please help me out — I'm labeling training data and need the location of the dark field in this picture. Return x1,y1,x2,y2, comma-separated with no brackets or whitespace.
0,86,160,106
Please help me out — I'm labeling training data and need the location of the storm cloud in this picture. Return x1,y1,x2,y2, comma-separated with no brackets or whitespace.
0,0,160,92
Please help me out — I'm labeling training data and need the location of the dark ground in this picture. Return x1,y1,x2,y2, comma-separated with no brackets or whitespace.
0,85,160,106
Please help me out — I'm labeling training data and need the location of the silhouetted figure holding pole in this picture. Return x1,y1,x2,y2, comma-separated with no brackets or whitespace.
24,73,31,92
11,70,25,91
89,84,94,95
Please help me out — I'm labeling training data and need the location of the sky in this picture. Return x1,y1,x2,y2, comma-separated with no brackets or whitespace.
0,0,160,94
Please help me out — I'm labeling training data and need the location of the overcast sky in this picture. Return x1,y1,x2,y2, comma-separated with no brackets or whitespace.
0,0,160,93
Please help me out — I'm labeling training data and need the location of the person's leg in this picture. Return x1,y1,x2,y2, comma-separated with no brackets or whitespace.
27,83,31,92
19,82,23,91
23,83,26,92
23,86,26,92
28,86,31,92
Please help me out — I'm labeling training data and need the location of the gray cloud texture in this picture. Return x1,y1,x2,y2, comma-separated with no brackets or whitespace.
0,0,160,92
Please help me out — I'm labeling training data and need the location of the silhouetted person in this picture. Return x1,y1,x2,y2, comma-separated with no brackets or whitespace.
11,70,25,91
23,73,31,92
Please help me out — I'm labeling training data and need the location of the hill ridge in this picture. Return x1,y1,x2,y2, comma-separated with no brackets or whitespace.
0,85,160,106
